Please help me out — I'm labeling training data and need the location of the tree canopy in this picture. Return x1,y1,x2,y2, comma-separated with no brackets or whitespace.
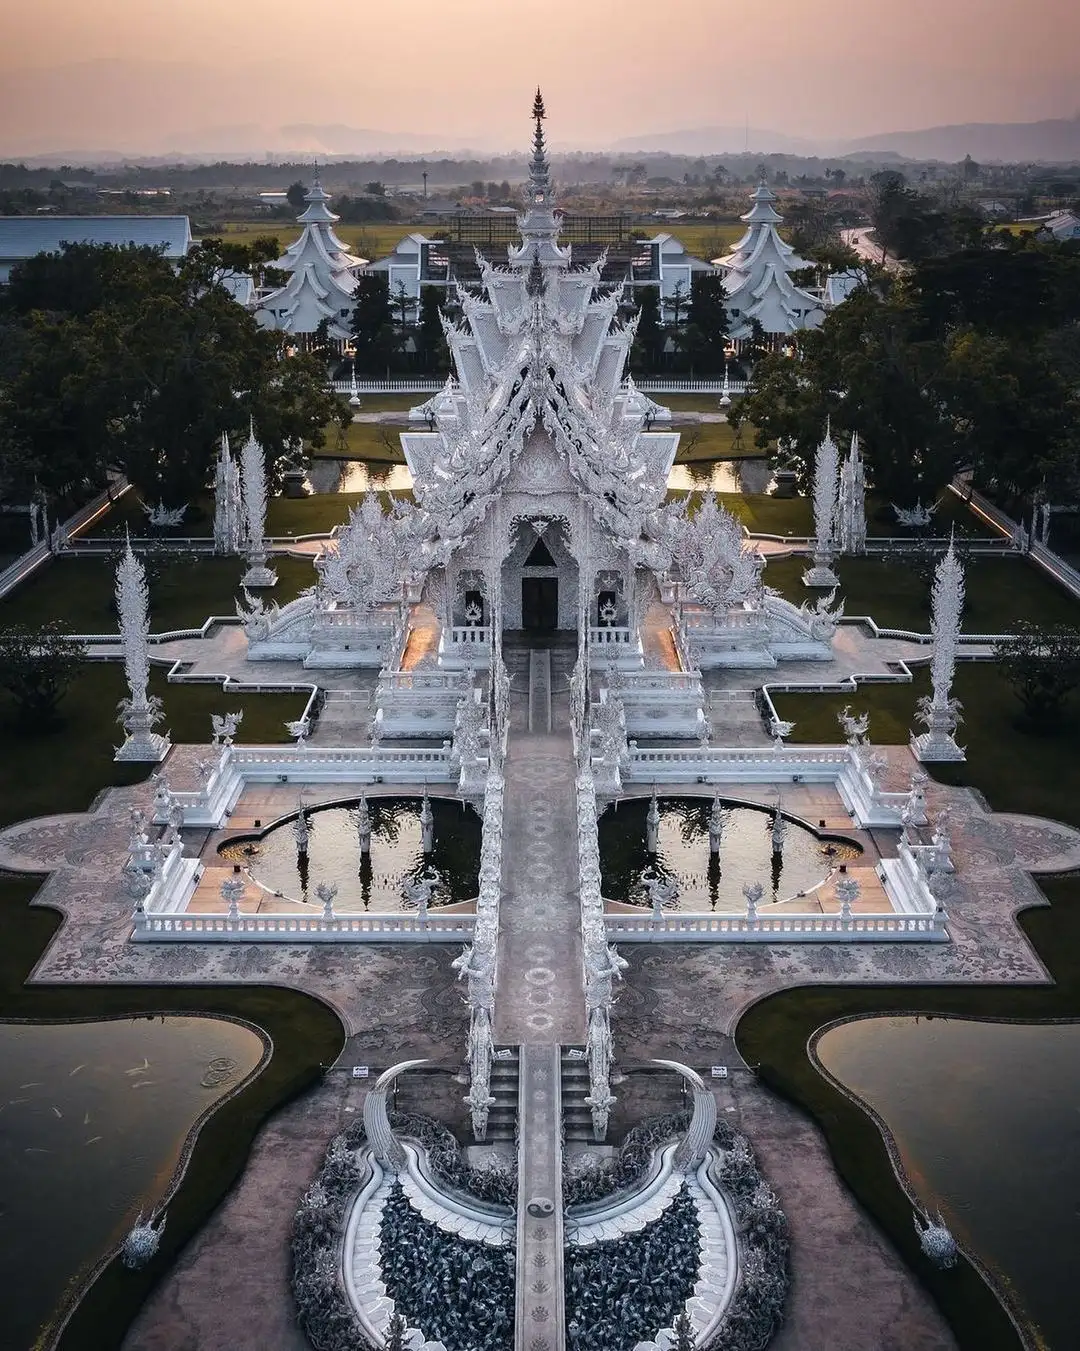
0,241,342,508
737,235,1080,509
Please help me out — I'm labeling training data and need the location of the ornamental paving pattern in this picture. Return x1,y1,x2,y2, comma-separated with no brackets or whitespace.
1,738,1076,1350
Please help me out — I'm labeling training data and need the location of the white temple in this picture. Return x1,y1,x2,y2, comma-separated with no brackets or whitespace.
714,182,824,342
255,178,367,341
244,95,840,701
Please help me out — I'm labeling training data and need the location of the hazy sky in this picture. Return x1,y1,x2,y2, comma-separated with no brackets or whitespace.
1,0,1078,154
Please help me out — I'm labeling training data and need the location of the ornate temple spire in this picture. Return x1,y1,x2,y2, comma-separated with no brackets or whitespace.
510,86,570,269
528,87,550,204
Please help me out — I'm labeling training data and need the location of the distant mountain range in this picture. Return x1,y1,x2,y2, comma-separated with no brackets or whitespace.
1,57,1078,165
845,117,1080,164
613,117,1080,165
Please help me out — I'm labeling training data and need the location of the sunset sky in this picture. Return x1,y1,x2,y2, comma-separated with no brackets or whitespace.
1,0,1078,155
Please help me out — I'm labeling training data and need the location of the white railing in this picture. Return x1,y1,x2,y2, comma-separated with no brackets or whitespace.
330,379,443,395
605,910,947,942
378,669,471,692
159,742,455,828
589,625,634,646
0,480,131,600
132,910,475,943
636,379,748,395
610,670,703,694
448,625,492,646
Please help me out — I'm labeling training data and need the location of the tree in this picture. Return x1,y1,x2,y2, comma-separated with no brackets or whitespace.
0,622,87,723
683,272,729,372
285,180,307,211
0,242,341,506
671,1312,696,1351
350,274,395,374
631,286,664,374
416,286,449,375
364,180,386,197
993,622,1080,729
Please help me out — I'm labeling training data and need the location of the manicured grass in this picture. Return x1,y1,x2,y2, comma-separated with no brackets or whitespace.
773,662,1080,832
310,420,408,462
351,394,431,413
653,394,732,412
206,221,428,260
674,421,770,463
763,553,1080,634
673,492,813,536
0,665,303,833
0,553,316,633
651,222,745,258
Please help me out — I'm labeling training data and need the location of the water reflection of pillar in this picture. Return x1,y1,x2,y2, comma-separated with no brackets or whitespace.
358,853,373,909
297,849,310,897
707,852,722,910
771,846,783,901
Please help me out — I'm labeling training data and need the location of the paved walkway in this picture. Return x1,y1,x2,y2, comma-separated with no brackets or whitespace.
495,724,584,1047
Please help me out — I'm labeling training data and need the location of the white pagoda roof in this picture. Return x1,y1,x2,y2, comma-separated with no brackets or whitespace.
714,182,823,338
255,178,367,339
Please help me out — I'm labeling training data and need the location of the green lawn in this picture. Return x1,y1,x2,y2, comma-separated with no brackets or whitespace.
350,394,431,413
653,222,745,258
763,552,1080,633
772,662,1080,832
653,394,733,413
310,420,408,462
673,421,770,463
265,491,412,536
205,220,428,261
668,492,814,535
0,665,302,833
0,554,316,633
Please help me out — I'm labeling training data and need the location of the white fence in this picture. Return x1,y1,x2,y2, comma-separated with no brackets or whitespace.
605,910,947,942
0,480,130,600
327,377,748,399
636,379,748,395
132,910,476,943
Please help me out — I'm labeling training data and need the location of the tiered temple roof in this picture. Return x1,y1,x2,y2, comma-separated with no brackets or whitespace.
714,182,824,341
400,90,679,564
255,179,367,340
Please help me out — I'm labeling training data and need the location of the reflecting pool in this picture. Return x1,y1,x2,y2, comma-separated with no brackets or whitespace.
0,1015,264,1350
309,457,773,497
598,795,859,911
220,797,482,911
817,1016,1080,1350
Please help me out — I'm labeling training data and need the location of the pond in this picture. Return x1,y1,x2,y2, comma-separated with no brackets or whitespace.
0,1015,265,1351
598,795,859,911
219,796,482,911
306,459,414,495
667,459,774,494
311,458,773,497
816,1016,1080,1350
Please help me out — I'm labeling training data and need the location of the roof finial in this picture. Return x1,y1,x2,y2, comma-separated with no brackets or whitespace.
528,87,550,202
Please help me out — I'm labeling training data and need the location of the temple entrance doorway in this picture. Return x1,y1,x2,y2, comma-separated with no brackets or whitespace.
522,578,558,632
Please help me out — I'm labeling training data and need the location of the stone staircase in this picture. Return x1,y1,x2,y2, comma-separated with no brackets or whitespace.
561,1047,595,1143
528,649,552,733
706,687,769,746
485,1046,520,1143
309,687,374,745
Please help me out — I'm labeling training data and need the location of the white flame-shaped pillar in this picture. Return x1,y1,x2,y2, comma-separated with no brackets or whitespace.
912,536,966,762
114,537,170,762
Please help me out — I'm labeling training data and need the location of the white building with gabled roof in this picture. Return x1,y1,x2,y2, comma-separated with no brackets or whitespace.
254,178,367,341
0,215,193,284
714,182,824,343
364,231,450,319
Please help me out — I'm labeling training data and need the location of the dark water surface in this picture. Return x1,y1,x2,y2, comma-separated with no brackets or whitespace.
599,796,859,911
220,798,481,911
817,1016,1080,1350
0,1015,264,1350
